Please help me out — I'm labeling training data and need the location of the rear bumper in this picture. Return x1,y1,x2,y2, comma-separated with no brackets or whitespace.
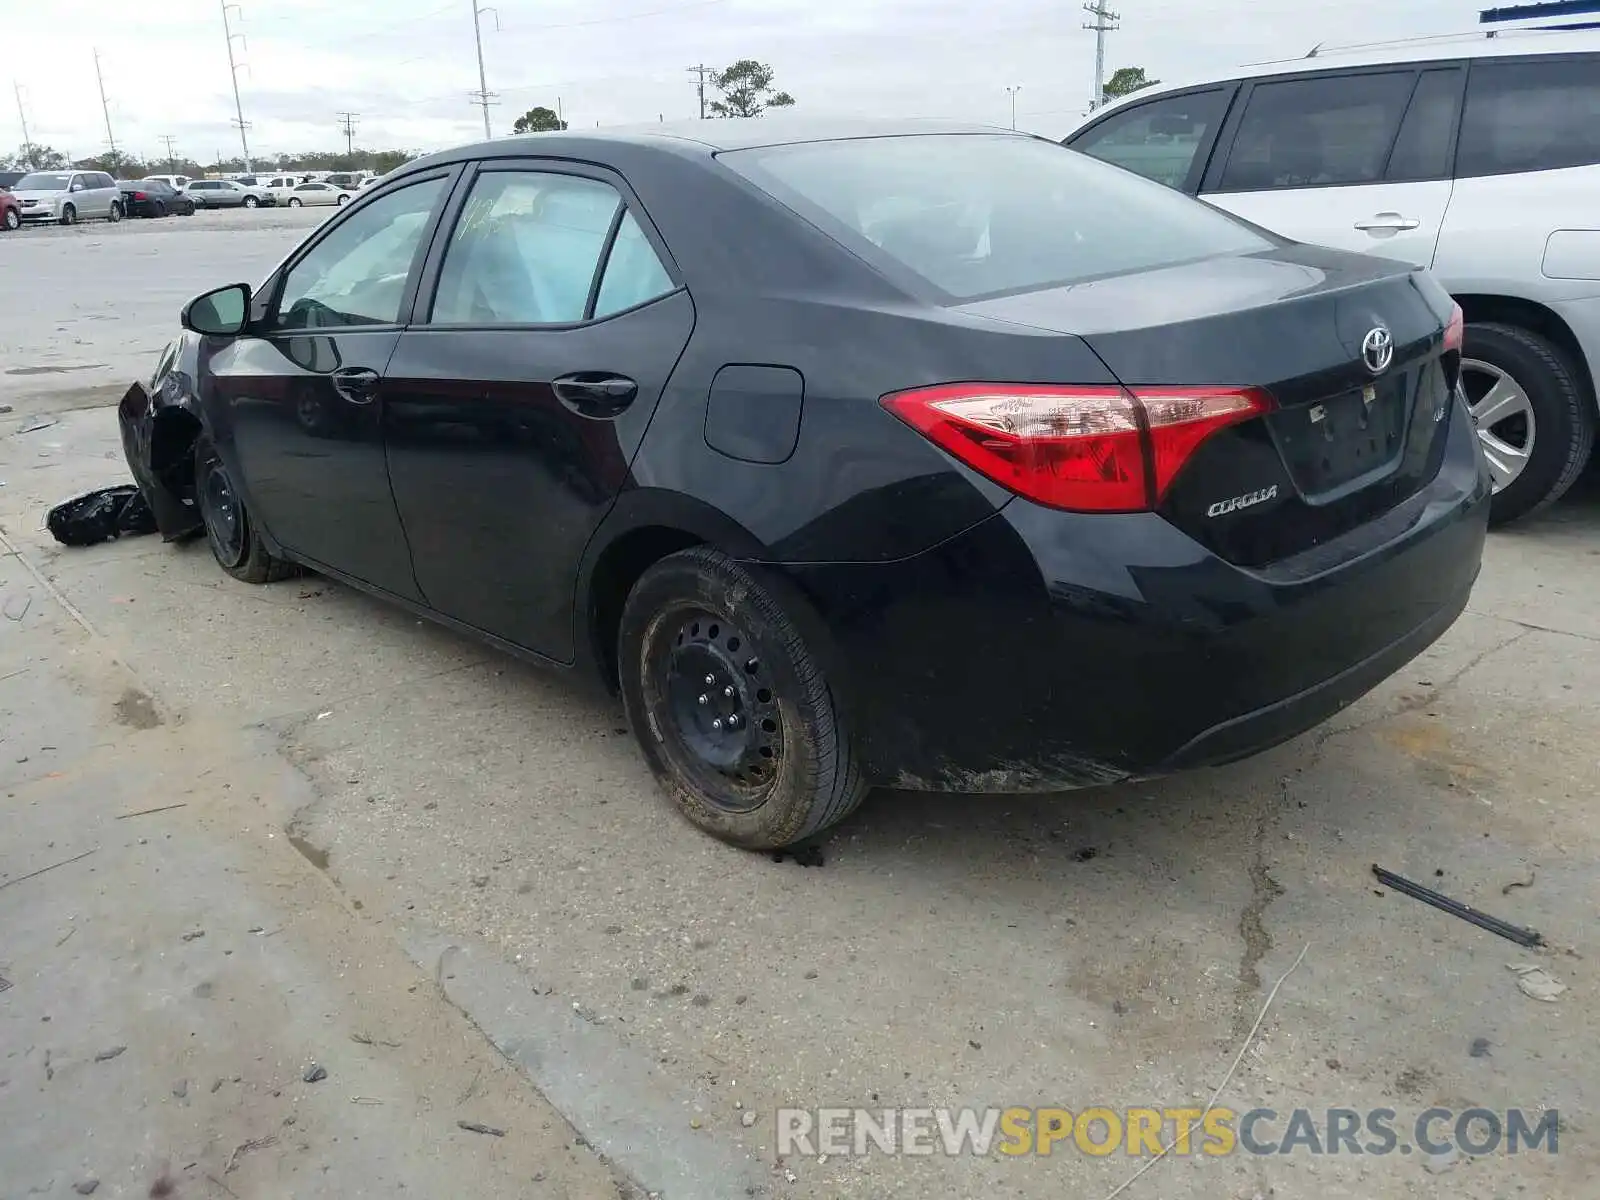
782,399,1491,792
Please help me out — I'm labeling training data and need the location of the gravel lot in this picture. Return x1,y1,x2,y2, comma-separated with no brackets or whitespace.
3,212,1597,1198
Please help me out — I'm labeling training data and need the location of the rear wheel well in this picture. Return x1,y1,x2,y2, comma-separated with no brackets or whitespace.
588,526,704,691
1455,294,1596,408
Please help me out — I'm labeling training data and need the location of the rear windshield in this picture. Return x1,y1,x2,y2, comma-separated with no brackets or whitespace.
721,133,1274,300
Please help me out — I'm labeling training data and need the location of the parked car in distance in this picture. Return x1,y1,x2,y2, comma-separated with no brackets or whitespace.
10,170,123,225
119,179,196,218
1065,26,1600,525
118,120,1490,849
186,179,274,209
0,170,26,191
0,187,20,231
284,180,353,207
263,174,309,204
144,174,191,192
322,171,369,191
358,175,386,190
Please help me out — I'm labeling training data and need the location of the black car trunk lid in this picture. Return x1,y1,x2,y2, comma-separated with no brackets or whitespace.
957,245,1457,566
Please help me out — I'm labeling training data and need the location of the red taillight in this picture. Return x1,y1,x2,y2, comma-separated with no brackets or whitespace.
131,191,147,200
881,383,1273,513
1443,302,1464,355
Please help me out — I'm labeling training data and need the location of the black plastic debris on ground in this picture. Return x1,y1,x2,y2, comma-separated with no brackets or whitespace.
771,844,825,867
47,485,159,548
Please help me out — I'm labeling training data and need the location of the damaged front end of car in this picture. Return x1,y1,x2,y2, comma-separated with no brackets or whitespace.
118,334,207,541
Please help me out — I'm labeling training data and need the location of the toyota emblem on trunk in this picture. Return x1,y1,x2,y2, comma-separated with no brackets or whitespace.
1362,325,1394,375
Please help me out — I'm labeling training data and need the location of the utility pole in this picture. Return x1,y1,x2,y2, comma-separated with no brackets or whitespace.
1082,0,1121,111
93,50,118,162
1006,84,1023,130
220,1,252,171
14,83,34,169
687,64,712,119
470,3,499,139
337,112,359,156
159,135,179,172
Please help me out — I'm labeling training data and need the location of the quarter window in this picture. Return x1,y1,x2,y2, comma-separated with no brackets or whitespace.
1070,89,1230,189
1218,71,1415,191
1457,57,1600,178
273,177,446,330
431,171,622,325
593,211,674,318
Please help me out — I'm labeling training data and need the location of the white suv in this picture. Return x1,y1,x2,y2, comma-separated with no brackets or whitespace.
1066,27,1600,524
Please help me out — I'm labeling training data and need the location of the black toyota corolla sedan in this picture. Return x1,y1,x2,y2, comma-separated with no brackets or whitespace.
118,119,1489,848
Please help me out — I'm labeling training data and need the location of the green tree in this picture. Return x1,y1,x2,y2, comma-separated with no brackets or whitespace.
709,60,795,118
6,143,68,170
1102,66,1159,105
512,106,567,134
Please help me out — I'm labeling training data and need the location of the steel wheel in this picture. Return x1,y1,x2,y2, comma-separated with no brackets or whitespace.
1462,357,1535,493
656,609,784,809
199,455,248,570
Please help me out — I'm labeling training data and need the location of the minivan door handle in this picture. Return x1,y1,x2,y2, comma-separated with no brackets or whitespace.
553,373,639,419
331,366,380,404
1354,213,1421,233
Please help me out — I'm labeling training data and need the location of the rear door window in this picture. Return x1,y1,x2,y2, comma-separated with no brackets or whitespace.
1457,56,1600,177
722,133,1273,301
1385,68,1464,181
1069,88,1231,190
1217,71,1416,191
430,171,622,325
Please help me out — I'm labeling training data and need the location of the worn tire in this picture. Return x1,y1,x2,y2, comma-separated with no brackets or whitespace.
618,547,868,849
59,204,76,226
1464,322,1595,526
194,438,297,585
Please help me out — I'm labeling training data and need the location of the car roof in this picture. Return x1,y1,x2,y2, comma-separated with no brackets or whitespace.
403,116,1020,172
1079,24,1600,125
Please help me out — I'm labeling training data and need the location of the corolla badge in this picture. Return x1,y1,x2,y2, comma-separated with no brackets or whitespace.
1207,484,1279,518
1362,325,1395,375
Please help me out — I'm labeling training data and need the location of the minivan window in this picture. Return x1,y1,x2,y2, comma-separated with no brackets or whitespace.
1070,89,1230,189
1218,71,1415,191
1457,57,1600,177
723,134,1273,301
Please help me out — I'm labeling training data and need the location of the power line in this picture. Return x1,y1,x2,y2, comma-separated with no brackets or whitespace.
220,1,253,171
1082,0,1121,112
159,135,179,171
470,2,501,138
337,112,360,155
687,63,712,119
93,49,118,160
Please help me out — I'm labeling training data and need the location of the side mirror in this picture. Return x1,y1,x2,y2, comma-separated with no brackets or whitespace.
69,182,84,192
181,282,252,336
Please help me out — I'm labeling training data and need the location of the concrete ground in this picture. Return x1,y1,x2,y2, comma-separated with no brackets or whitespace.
2,211,1597,1199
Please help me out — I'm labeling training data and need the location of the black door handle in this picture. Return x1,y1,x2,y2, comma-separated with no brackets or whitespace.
553,372,638,419
331,366,380,405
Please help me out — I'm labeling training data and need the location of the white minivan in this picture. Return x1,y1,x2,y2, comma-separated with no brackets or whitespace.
1066,27,1600,524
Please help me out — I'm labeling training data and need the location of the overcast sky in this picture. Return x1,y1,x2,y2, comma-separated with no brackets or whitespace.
13,0,1477,164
